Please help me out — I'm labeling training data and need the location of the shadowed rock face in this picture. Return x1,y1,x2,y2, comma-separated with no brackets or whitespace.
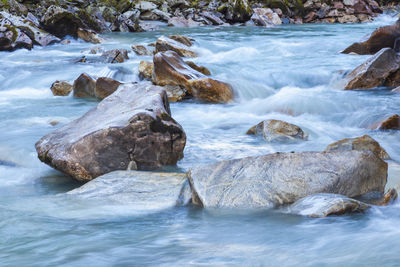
325,135,390,160
188,151,387,209
94,77,121,100
153,51,234,103
36,83,186,182
67,171,191,208
287,193,370,218
344,48,400,90
342,19,400,55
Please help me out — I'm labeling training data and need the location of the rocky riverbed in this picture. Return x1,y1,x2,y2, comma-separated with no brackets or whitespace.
1,1,400,265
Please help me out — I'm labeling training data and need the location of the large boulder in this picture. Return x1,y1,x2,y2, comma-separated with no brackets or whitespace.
287,193,370,218
342,19,400,55
188,151,387,208
153,51,234,103
325,135,390,160
155,35,197,57
344,48,400,90
36,83,186,182
246,119,308,142
67,171,191,209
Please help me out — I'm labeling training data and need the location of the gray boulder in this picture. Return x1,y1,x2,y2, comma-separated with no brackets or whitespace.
67,171,191,208
287,193,370,218
36,83,186,182
188,151,387,209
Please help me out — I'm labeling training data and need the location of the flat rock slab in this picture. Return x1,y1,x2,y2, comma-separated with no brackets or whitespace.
287,193,370,218
188,151,387,209
67,171,190,210
36,83,186,182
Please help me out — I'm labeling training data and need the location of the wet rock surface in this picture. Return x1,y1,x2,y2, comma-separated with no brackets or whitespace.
94,77,121,100
188,151,388,209
67,171,190,208
246,119,307,142
344,48,400,90
36,83,186,182
50,81,73,96
73,73,96,98
155,35,197,57
152,51,234,103
287,193,370,218
325,135,390,160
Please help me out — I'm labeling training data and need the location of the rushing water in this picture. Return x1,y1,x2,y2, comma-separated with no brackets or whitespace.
1,14,400,266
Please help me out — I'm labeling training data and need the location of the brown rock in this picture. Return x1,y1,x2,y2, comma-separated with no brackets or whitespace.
376,114,400,130
132,44,152,56
77,28,103,44
185,61,211,76
50,81,73,96
73,73,96,98
101,49,129,63
344,48,400,90
153,51,234,103
168,35,194,47
95,77,121,100
338,15,359,23
325,135,390,160
138,61,153,80
155,36,197,57
246,119,307,142
35,83,186,182
342,20,400,55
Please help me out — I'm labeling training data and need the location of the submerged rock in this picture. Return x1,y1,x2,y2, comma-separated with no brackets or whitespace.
287,193,370,218
246,119,307,142
153,51,234,103
36,83,186,182
155,35,197,57
94,77,121,100
50,81,73,96
188,151,387,208
67,171,190,208
344,48,400,90
325,135,390,160
342,19,400,55
73,73,96,98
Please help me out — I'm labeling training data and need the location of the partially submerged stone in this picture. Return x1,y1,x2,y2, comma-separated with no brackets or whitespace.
153,51,234,103
287,193,370,218
36,83,186,182
95,77,121,100
73,73,96,98
185,61,211,76
342,19,400,55
67,171,190,208
101,49,129,63
325,135,390,160
77,28,103,44
188,151,387,209
138,61,154,80
50,81,73,96
344,48,400,90
375,114,400,130
246,119,307,142
168,35,194,47
132,44,152,56
155,36,197,57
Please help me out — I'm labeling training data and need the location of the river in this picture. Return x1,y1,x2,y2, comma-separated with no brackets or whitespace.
0,15,399,266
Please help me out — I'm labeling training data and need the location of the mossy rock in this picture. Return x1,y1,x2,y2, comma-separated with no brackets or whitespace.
98,0,131,13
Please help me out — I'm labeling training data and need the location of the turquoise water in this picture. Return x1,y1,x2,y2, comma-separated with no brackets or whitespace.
0,15,400,266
